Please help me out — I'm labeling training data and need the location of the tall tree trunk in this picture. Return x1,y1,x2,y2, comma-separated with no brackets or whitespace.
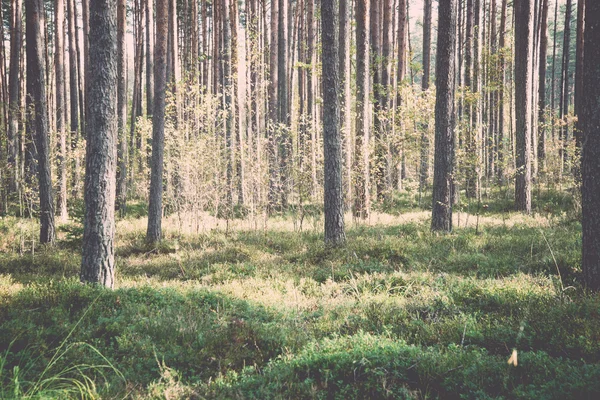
146,0,154,115
224,0,234,213
67,0,80,193
550,0,558,141
514,0,534,213
432,0,457,232
116,0,127,216
147,0,168,243
559,0,572,174
573,0,584,180
55,0,68,221
278,0,290,208
419,0,432,195
8,0,23,195
538,0,548,170
81,0,117,288
395,0,407,190
26,0,55,243
581,0,600,291
339,0,352,206
497,0,507,180
307,0,317,198
322,0,345,245
267,0,279,212
371,0,384,201
353,0,370,219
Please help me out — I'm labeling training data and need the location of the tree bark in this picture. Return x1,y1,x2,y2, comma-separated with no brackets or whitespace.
55,0,68,221
431,0,457,233
116,0,127,216
322,0,345,245
573,0,585,179
146,0,168,243
419,0,432,194
514,0,534,213
538,0,548,170
8,0,23,195
582,0,600,291
353,0,370,219
559,0,572,172
26,0,55,243
81,0,117,287
146,0,154,115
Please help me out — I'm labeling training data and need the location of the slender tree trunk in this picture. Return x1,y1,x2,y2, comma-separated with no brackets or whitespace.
146,0,154,115
67,0,80,193
497,0,507,180
573,0,584,180
514,0,534,213
224,0,234,212
267,0,279,212
432,0,457,232
339,0,352,207
581,0,600,291
116,0,127,216
419,0,432,195
278,0,290,209
55,0,68,221
559,0,572,173
147,0,168,243
396,0,407,190
26,0,55,243
550,0,558,141
322,0,345,245
538,0,548,170
8,0,23,195
81,0,117,288
354,0,370,219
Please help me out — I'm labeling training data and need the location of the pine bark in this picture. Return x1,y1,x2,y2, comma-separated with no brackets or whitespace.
146,0,154,115
26,0,55,243
559,0,572,171
419,0,432,194
116,0,127,216
55,0,68,220
322,0,345,245
81,0,117,287
538,0,548,169
8,0,23,194
514,0,534,213
574,0,585,170
431,0,457,232
582,0,600,291
146,0,168,243
353,0,370,219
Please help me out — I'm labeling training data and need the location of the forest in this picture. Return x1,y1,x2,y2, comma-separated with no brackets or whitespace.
1,0,600,398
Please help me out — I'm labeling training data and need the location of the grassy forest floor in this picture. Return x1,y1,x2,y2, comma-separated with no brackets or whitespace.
1,188,599,399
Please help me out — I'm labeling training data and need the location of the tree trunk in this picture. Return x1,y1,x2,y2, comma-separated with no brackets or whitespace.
146,0,168,243
146,0,154,115
354,0,370,219
81,0,117,288
116,0,127,216
538,0,548,170
26,0,55,243
322,0,345,245
432,0,457,232
514,0,534,213
8,0,23,195
55,0,68,221
396,0,407,190
559,0,572,173
419,0,432,195
582,0,600,291
497,0,507,180
573,0,584,180
67,0,80,193
278,0,290,209
339,0,352,207
267,0,279,212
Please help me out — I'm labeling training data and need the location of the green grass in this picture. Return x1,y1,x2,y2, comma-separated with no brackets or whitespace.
0,189,598,398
